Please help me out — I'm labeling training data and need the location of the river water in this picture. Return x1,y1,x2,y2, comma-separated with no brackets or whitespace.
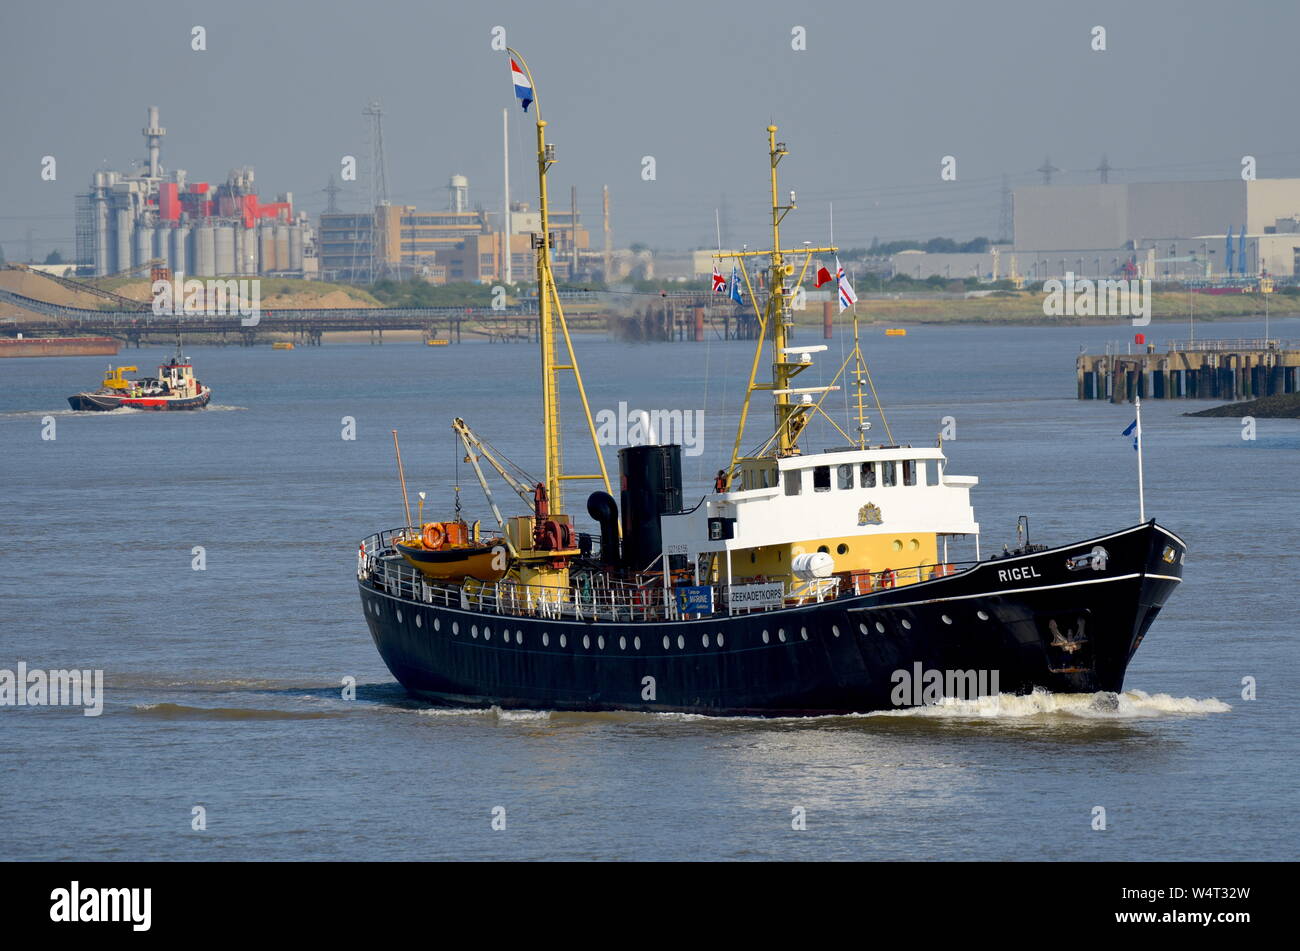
2,315,1296,860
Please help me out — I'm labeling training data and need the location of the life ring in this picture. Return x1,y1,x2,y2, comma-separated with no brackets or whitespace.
879,569,896,589
422,522,445,550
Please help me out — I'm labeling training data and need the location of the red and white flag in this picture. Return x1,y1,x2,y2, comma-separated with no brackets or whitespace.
814,264,833,288
836,257,858,312
712,266,727,293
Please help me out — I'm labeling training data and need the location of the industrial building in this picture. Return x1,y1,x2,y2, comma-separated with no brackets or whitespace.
1010,179,1300,280
883,178,1300,283
74,106,314,278
318,176,595,284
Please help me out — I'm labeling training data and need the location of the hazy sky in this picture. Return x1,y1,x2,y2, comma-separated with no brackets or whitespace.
3,0,1299,259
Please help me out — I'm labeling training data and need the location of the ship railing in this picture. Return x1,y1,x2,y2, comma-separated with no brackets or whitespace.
357,529,980,621
1162,337,1289,352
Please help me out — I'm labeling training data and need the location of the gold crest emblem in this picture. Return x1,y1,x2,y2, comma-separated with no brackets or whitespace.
857,502,882,525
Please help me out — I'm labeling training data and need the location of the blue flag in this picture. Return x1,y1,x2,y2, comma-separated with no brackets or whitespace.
729,264,744,305
1122,419,1138,451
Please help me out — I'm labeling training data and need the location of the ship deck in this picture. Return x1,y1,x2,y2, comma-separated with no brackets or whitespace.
359,527,976,625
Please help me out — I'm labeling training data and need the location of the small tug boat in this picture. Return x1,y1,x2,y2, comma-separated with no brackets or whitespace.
68,349,210,412
356,51,1185,716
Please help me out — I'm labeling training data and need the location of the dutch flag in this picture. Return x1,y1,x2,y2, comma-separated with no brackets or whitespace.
836,257,857,312
510,59,533,112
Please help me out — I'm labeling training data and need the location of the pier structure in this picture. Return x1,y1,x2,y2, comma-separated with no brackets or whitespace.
1077,338,1300,402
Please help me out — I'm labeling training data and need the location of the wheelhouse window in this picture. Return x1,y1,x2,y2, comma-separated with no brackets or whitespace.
813,465,831,492
784,469,802,496
860,462,876,487
902,460,917,486
881,461,897,487
836,464,854,490
926,460,942,486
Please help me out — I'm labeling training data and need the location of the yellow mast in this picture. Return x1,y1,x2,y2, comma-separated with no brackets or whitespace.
717,126,836,481
507,49,612,515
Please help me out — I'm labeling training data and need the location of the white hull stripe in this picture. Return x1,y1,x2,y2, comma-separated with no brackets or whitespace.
849,570,1181,612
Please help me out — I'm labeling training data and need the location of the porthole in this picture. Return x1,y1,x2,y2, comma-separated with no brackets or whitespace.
817,545,830,554
516,631,523,644
801,627,809,641
542,632,550,646
471,625,478,638
702,634,710,648
663,636,671,649
875,621,885,634
452,621,459,635
396,609,403,623
837,543,849,555
778,629,787,642
484,627,491,641
762,630,770,644
941,614,952,625
597,635,605,649
560,634,567,647
832,624,841,637
619,636,627,650
634,636,641,650
583,635,590,649
717,633,725,647
901,619,912,630
892,539,903,552
859,623,869,635
909,538,920,551
677,635,685,649
434,617,441,632
415,614,421,628
977,610,989,621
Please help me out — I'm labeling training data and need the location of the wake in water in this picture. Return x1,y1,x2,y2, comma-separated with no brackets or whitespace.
867,688,1230,720
416,705,552,722
131,702,340,720
1,407,145,418
1,404,245,418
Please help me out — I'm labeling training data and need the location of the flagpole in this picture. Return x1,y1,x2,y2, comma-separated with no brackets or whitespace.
1135,394,1146,523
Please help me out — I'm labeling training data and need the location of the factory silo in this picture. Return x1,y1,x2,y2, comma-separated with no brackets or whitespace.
171,224,190,275
135,226,152,271
214,225,236,276
115,205,134,273
93,172,111,276
243,227,259,274
259,224,276,273
153,226,168,265
195,225,217,276
274,224,289,275
288,225,303,273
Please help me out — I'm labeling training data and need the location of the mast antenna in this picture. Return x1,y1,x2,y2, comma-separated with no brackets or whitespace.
505,48,612,514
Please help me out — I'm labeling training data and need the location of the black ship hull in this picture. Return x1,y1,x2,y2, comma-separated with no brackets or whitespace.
67,389,211,412
359,521,1184,716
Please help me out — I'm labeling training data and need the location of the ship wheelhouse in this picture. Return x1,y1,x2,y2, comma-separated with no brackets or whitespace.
661,445,979,593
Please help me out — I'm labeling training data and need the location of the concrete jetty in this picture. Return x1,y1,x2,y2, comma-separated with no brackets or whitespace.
1077,338,1300,402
